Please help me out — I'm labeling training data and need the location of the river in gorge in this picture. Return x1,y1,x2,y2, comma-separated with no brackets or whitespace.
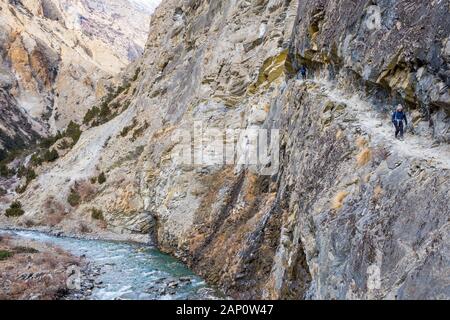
0,229,221,300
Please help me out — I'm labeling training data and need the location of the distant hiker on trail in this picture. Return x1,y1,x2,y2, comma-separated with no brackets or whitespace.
392,104,408,140
298,65,307,80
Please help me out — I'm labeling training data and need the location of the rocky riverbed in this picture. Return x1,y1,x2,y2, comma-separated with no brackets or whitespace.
0,232,82,300
0,229,221,300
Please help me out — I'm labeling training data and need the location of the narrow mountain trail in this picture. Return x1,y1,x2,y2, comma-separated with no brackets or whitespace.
304,78,450,170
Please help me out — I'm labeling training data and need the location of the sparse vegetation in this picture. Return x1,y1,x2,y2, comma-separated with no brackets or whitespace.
0,143,27,175
132,67,141,82
97,172,107,184
43,149,59,163
1,121,83,193
16,167,37,194
131,121,149,141
79,223,91,234
25,168,37,183
99,103,112,120
91,208,104,221
13,246,39,254
83,106,100,125
356,148,372,167
30,153,43,167
72,180,97,203
15,185,27,194
0,164,12,178
39,132,63,149
57,138,71,150
37,122,80,153
356,136,368,149
82,79,133,128
120,118,138,137
331,191,349,210
109,145,145,170
45,213,65,227
67,188,81,207
23,219,35,228
122,100,131,112
0,236,81,300
5,201,25,217
373,185,384,203
0,250,13,261
65,121,82,146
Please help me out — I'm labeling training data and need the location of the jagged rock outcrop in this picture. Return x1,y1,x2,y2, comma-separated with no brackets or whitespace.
0,88,41,159
0,0,156,158
4,0,449,300
292,0,450,143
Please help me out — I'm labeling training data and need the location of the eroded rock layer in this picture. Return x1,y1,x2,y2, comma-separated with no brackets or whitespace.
0,0,155,155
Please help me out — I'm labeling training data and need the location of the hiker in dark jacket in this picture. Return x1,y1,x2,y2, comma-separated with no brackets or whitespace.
392,105,408,140
298,65,307,80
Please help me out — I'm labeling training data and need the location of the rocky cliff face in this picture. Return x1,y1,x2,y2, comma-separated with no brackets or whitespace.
292,0,450,142
0,0,155,157
3,0,449,299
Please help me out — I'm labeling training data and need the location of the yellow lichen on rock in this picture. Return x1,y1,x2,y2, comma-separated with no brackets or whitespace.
331,191,349,210
248,50,292,94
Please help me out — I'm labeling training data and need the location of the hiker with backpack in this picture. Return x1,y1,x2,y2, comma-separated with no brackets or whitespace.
297,65,307,80
392,104,408,140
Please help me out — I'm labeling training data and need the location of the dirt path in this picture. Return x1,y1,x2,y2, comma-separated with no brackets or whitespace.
304,78,450,170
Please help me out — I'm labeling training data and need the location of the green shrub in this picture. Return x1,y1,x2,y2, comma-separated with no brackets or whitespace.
14,246,39,254
120,119,138,137
0,164,12,177
91,208,104,221
132,121,149,141
65,121,82,146
43,149,59,163
116,82,131,96
0,250,13,261
122,100,131,111
83,106,100,125
15,185,27,194
99,104,111,119
39,132,63,149
30,154,43,167
25,169,36,184
67,188,81,207
97,172,107,184
17,165,26,178
5,201,25,217
15,167,36,193
0,164,7,177
58,139,71,150
132,67,141,82
82,81,134,129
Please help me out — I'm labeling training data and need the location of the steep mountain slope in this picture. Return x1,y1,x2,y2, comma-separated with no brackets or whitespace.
0,0,156,157
3,0,449,299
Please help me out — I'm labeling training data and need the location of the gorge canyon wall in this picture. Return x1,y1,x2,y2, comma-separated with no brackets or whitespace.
1,0,449,300
0,0,154,157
